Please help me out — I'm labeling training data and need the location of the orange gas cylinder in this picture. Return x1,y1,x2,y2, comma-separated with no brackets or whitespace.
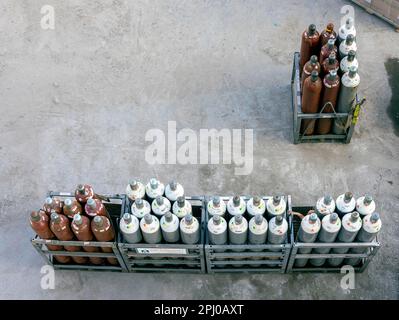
299,24,320,74
75,184,94,204
322,53,339,78
301,71,322,135
63,198,82,219
301,55,321,91
85,198,107,218
320,23,337,46
91,216,118,265
43,197,63,216
319,39,337,65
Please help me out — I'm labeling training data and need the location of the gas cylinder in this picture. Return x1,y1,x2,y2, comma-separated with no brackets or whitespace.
301,71,322,135
266,196,286,221
63,198,82,219
315,195,334,219
339,34,357,59
140,214,162,244
43,197,63,215
344,212,381,266
207,214,228,246
316,70,341,135
320,23,337,46
229,214,248,267
356,195,376,217
50,212,88,264
301,55,321,91
340,50,358,75
321,53,339,78
165,181,184,202
151,196,171,218
227,196,246,217
119,213,142,244
180,214,200,244
131,198,151,219
299,24,320,73
335,192,356,218
85,198,107,218
338,17,356,44
160,212,180,243
267,215,288,251
30,210,71,264
126,180,145,203
71,214,104,265
309,213,341,267
248,214,268,246
172,196,192,219
319,39,337,65
145,178,165,200
75,184,94,204
333,66,360,134
247,196,266,218
207,196,226,217
294,213,321,267
328,211,362,267
91,215,118,265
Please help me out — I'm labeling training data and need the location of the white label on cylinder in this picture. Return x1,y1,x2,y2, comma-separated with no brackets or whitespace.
136,248,188,255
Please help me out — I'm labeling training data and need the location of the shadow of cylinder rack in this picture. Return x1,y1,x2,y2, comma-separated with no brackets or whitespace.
291,52,365,144
31,192,128,272
204,195,293,273
117,196,206,273
286,205,380,273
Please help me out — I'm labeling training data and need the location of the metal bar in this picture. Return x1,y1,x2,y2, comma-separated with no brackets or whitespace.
54,264,122,271
128,259,200,265
31,241,54,266
289,266,363,273
32,238,115,248
294,253,369,259
126,253,200,258
211,260,281,266
209,252,283,258
128,268,204,273
206,244,288,250
209,268,282,273
39,250,116,258
297,113,349,119
294,242,379,249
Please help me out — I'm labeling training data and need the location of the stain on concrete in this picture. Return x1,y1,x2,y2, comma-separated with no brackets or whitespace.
385,58,399,136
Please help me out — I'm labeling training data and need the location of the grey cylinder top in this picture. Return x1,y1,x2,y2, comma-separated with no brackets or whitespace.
309,213,318,223
30,211,41,222
330,212,339,223
349,66,358,78
253,196,261,206
123,213,132,224
144,214,153,224
346,34,355,45
364,195,373,205
276,215,283,225
165,212,173,222
73,214,83,225
255,214,263,225
130,180,138,189
371,212,380,223
213,215,221,225
348,50,356,61
185,214,193,224
233,196,240,206
344,192,353,202
93,216,103,226
87,198,96,207
156,196,163,205
177,196,185,208
50,212,59,222
169,181,177,191
45,197,53,205
324,195,333,205
135,198,144,209
235,214,243,224
273,196,281,205
350,211,359,222
64,198,72,206
77,184,85,193
213,196,220,206
150,178,158,189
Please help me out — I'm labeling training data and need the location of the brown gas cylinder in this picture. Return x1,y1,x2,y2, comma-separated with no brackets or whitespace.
322,53,339,78
63,198,82,219
301,71,322,135
301,55,321,91
43,197,63,216
319,39,337,65
316,70,341,134
91,216,118,265
320,23,337,46
299,24,320,73
85,198,107,218
75,184,94,204
71,214,104,265
50,212,88,264
30,210,71,264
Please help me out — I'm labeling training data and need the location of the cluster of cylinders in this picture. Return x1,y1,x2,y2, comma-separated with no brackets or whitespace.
299,18,360,136
121,179,200,245
294,192,381,268
29,184,118,266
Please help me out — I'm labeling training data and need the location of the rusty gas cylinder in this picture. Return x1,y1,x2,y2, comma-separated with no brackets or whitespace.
63,198,82,219
316,70,341,134
91,216,118,265
322,53,339,78
301,55,321,91
299,24,320,73
43,197,63,216
85,198,107,218
75,184,94,204
320,23,337,46
50,212,88,264
30,210,71,264
319,39,337,65
71,214,104,265
301,71,322,135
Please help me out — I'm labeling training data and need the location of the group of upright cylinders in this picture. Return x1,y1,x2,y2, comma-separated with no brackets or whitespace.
207,196,289,267
120,179,201,246
299,18,360,136
294,193,381,268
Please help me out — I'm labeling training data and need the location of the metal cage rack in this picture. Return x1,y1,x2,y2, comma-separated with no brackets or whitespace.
31,192,128,272
204,196,293,273
117,196,206,273
286,205,380,273
291,52,364,144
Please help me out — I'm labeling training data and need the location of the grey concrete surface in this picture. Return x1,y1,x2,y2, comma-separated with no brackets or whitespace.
0,0,398,299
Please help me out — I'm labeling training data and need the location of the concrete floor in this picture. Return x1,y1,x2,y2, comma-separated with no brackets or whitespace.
0,0,398,299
